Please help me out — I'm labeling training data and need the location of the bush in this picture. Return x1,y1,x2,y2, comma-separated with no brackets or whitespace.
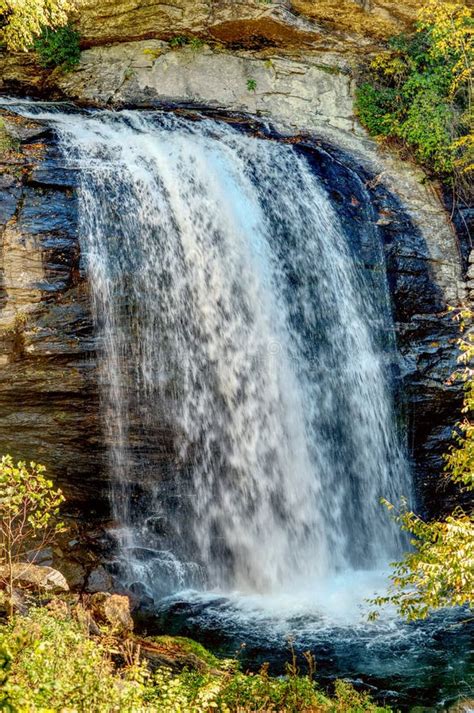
0,0,71,51
0,608,147,712
34,24,81,70
355,0,472,180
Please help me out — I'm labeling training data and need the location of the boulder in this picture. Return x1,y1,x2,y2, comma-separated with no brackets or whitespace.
0,563,69,593
89,592,134,632
449,700,474,713
85,565,114,594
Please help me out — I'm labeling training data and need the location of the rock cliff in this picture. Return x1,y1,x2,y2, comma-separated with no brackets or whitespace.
0,114,105,513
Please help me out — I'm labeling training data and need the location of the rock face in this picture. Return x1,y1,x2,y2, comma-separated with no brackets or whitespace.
0,0,420,99
0,112,107,513
71,0,420,51
58,41,356,135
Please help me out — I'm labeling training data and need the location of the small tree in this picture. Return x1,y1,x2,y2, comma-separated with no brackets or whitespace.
0,455,65,616
372,309,474,620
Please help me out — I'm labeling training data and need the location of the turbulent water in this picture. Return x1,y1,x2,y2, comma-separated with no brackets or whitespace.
2,100,472,708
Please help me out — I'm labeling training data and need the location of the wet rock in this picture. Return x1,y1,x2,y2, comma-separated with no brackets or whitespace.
89,592,134,632
85,566,115,594
1,118,50,143
0,125,108,514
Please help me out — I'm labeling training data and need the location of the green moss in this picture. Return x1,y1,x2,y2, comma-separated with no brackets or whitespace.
168,35,204,51
150,635,222,668
169,35,189,48
313,63,342,75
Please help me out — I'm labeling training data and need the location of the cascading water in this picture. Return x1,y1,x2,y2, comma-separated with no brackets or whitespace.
27,108,409,597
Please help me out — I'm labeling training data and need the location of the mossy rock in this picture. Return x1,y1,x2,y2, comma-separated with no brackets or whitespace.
0,118,17,154
137,634,224,673
153,635,221,667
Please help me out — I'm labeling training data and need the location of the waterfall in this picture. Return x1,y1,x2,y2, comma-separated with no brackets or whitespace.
3,105,411,598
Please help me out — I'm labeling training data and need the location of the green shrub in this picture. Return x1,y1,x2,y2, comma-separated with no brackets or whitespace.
34,25,81,71
168,35,204,51
0,0,71,51
0,608,147,712
169,35,189,48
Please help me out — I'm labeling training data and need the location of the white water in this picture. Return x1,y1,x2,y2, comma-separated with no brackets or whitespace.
1,102,411,605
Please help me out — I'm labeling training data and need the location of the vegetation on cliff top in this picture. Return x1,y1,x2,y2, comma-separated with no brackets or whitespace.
356,0,472,191
0,0,73,51
33,24,80,70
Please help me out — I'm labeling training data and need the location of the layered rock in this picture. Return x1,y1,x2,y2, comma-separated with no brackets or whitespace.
0,112,106,513
71,0,419,52
0,0,419,98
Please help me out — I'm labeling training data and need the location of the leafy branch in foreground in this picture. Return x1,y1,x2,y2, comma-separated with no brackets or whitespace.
372,309,474,621
371,502,473,620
